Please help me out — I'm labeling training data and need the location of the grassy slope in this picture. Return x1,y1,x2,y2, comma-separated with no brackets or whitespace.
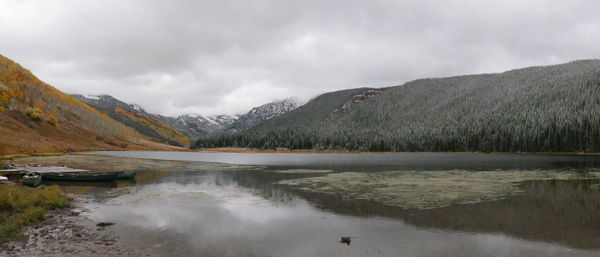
113,107,190,146
0,55,181,156
71,94,190,146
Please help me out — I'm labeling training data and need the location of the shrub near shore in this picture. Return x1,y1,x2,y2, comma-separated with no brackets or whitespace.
0,185,69,243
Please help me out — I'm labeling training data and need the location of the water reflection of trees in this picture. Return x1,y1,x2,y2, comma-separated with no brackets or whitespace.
228,172,600,250
403,179,600,250
170,168,600,250
226,170,319,202
380,180,600,250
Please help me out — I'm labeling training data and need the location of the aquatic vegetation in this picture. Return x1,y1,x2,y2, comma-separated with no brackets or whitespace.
278,170,600,209
0,185,69,243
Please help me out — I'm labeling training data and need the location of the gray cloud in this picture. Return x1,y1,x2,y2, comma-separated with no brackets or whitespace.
1,0,599,116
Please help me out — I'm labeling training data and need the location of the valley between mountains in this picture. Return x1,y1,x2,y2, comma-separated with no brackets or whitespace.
0,54,299,156
2,54,600,155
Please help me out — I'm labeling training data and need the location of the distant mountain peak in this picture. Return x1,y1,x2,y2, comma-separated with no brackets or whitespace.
74,93,300,140
207,114,238,127
226,98,299,133
72,94,189,146
152,99,299,139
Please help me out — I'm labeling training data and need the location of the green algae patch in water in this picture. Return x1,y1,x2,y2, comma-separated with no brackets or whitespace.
278,170,600,209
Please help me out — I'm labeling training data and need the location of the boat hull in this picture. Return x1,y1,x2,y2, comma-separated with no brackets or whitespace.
117,172,136,179
22,176,42,187
43,172,121,181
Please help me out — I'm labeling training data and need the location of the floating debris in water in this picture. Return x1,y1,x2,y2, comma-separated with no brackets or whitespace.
340,236,352,245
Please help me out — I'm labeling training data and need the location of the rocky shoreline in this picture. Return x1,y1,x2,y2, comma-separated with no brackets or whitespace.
0,195,147,257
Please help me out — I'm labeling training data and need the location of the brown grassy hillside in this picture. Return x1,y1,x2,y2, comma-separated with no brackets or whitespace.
0,55,180,156
114,107,190,146
71,93,190,147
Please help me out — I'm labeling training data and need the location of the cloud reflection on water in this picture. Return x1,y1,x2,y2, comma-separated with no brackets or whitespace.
84,174,597,257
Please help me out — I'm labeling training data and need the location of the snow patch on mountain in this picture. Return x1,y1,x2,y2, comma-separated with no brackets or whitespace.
226,98,299,133
74,93,300,141
131,104,145,112
207,114,239,127
83,95,100,100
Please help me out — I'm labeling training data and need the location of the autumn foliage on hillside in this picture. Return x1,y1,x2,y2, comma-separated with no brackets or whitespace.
71,94,191,146
0,55,180,156
114,107,190,146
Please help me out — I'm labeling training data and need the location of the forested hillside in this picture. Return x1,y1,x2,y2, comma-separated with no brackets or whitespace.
195,60,600,153
0,55,178,156
72,95,190,146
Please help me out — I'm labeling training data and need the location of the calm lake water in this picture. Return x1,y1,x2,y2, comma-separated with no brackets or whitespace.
70,151,600,256
86,151,600,170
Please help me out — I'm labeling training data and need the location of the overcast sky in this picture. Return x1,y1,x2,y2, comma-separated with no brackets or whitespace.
1,0,599,116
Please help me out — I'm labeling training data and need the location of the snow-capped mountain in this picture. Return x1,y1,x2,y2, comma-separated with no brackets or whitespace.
155,114,223,140
225,98,299,133
207,114,239,127
73,94,300,141
159,98,299,138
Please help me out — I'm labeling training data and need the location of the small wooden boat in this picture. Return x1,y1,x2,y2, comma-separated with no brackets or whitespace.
43,172,121,181
22,172,42,187
116,172,136,179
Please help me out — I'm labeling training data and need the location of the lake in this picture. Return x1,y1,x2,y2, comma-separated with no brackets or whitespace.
32,151,600,256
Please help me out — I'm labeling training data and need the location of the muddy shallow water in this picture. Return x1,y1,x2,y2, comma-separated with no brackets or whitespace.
15,152,600,256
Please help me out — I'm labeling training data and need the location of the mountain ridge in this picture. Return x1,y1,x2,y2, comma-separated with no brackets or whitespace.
72,94,190,146
80,97,300,140
224,98,299,134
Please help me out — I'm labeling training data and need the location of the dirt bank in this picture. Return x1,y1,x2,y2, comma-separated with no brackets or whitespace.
0,195,148,257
